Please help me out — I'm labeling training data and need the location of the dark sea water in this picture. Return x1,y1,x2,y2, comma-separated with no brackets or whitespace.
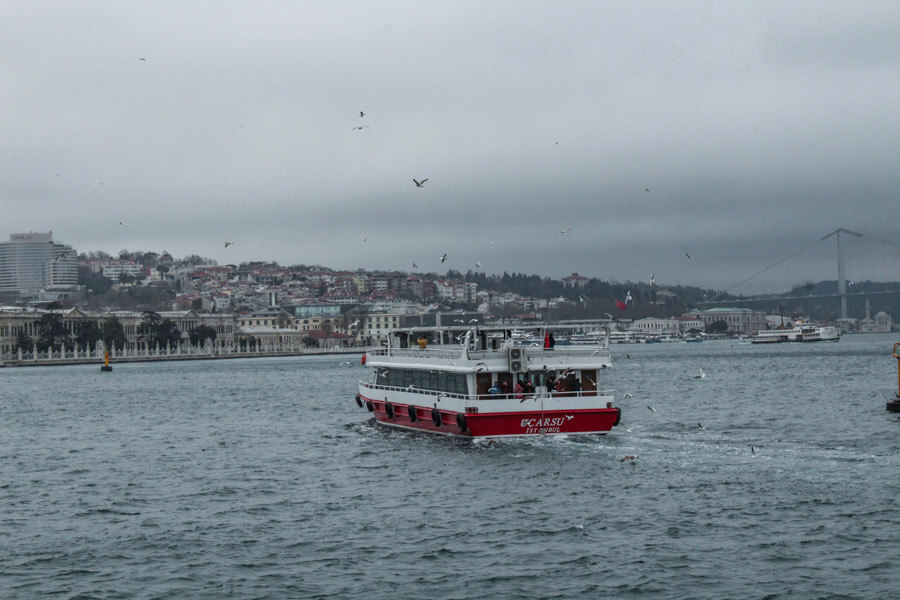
2,335,898,599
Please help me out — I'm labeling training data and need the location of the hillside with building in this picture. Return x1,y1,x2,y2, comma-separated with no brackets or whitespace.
0,232,896,363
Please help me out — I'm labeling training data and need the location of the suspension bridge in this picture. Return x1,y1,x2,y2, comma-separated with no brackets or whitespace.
698,229,900,319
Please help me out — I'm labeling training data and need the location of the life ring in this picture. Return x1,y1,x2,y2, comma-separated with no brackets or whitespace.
456,413,468,432
408,405,417,422
355,394,363,408
360,354,367,365
431,408,442,427
384,402,394,419
613,408,621,427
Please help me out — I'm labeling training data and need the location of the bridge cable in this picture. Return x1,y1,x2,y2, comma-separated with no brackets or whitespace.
706,237,826,303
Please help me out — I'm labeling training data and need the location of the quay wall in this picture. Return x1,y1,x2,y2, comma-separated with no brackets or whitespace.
1,344,368,368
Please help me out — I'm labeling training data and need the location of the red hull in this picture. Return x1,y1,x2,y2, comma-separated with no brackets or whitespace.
358,394,620,438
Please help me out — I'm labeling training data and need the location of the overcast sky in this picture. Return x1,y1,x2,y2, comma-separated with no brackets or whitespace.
3,1,899,294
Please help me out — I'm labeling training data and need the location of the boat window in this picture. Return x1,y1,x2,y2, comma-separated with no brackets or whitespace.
376,368,466,395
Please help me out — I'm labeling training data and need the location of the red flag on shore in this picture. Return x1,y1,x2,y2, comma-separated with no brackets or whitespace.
616,299,627,310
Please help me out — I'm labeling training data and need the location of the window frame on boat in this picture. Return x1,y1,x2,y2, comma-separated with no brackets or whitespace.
375,368,468,396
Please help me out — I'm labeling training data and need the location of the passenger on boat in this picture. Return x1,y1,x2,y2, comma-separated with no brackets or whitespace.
555,378,568,394
417,336,428,349
514,381,524,400
489,382,501,395
543,332,556,349
500,380,510,396
546,374,557,394
524,379,535,395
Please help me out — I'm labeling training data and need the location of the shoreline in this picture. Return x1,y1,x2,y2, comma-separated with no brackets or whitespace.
0,348,366,368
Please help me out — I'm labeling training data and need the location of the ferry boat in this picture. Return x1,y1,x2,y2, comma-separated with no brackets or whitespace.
608,330,635,344
567,329,606,345
750,322,842,344
354,326,621,438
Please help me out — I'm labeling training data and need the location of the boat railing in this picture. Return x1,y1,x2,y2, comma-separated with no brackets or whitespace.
476,390,615,401
366,347,463,360
359,382,470,401
359,381,615,402
366,346,610,361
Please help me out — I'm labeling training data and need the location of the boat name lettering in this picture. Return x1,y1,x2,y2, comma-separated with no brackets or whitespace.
520,417,567,429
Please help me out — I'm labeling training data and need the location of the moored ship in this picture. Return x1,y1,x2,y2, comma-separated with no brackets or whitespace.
354,326,621,438
750,322,842,343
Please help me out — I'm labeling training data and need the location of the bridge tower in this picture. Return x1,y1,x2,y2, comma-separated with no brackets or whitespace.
825,228,862,320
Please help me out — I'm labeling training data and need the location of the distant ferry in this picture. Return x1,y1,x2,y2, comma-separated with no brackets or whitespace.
750,322,842,344
354,326,621,438
608,330,636,344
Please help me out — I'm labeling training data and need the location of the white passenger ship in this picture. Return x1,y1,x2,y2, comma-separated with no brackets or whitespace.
354,326,621,438
750,322,842,343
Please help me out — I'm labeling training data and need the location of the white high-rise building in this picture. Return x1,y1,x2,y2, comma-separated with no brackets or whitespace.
0,232,79,293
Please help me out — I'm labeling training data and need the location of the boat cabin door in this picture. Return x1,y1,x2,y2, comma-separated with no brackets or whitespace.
476,373,492,397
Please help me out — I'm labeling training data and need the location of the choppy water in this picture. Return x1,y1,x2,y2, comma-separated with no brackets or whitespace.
1,335,898,599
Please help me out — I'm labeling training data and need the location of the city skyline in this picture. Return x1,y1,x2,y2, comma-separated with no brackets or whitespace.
3,2,899,294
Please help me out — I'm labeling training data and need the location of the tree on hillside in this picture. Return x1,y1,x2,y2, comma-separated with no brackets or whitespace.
78,266,113,296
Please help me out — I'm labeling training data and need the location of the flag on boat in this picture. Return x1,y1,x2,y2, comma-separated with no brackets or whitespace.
616,299,627,310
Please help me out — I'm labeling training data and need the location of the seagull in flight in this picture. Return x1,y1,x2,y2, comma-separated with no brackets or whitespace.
694,367,705,379
643,187,650,192
352,125,369,130
138,57,147,61
339,361,351,367
623,393,633,399
620,454,639,462
474,260,483,268
413,178,428,187
649,273,655,287
647,406,656,412
359,111,365,117
440,253,447,263
224,241,234,248
684,251,692,259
